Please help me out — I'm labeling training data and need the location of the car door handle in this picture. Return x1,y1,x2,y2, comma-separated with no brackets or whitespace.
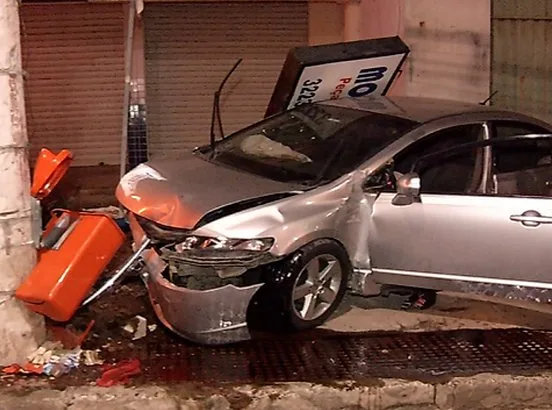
510,210,552,227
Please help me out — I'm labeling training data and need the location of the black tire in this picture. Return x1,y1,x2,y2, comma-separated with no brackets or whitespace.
276,239,351,331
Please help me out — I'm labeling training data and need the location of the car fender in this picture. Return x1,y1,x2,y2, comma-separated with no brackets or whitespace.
193,176,354,257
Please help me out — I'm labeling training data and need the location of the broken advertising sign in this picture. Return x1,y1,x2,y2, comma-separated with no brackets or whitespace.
265,36,409,117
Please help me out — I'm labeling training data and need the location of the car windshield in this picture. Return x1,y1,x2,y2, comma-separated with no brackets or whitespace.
205,103,416,184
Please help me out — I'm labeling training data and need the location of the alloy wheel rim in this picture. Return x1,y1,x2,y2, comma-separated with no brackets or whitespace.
291,254,342,321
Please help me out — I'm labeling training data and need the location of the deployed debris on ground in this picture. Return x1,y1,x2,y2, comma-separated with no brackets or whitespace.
96,359,142,387
123,315,151,340
2,272,155,388
2,320,101,378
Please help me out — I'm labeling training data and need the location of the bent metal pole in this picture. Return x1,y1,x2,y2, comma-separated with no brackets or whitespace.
81,237,152,307
0,0,45,365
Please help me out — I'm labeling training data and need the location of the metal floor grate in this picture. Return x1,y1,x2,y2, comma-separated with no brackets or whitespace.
137,328,552,383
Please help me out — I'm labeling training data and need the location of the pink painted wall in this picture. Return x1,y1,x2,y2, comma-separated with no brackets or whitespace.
360,0,491,102
361,0,403,40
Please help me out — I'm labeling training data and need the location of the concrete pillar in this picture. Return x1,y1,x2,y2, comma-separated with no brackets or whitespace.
0,0,45,365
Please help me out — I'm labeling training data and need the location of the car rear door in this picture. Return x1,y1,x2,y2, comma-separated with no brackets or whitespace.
480,132,552,285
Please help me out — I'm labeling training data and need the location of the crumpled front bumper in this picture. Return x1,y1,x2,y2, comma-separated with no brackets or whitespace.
141,247,263,345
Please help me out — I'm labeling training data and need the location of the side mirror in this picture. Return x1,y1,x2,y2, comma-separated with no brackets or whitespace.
392,173,421,206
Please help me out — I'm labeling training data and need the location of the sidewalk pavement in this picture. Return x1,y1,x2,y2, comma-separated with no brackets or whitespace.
3,291,552,409
2,373,552,410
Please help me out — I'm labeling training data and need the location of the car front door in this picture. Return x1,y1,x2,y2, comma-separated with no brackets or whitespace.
367,126,552,291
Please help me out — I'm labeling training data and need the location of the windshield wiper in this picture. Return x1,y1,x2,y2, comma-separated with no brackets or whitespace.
209,58,243,155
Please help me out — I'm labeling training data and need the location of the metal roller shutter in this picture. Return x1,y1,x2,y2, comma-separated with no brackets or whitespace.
20,3,126,166
491,0,552,123
144,2,308,159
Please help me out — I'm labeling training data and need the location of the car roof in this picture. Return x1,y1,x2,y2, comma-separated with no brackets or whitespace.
319,95,539,124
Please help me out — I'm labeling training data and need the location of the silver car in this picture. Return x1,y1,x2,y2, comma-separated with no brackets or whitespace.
116,95,552,344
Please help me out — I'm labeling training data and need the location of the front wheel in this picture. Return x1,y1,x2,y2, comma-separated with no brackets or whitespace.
281,239,351,331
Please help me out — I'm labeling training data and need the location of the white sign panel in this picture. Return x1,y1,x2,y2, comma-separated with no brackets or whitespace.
286,53,406,110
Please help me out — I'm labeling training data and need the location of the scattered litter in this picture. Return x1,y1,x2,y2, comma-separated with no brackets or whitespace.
83,350,104,366
22,362,44,375
96,359,141,387
2,364,22,375
2,330,104,378
123,315,153,340
133,316,147,340
28,341,63,364
43,349,82,377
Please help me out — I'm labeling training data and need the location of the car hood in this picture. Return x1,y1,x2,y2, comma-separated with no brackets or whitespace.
116,153,303,229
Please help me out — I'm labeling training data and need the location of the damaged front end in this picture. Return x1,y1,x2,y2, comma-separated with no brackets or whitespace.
128,214,278,345
111,155,306,344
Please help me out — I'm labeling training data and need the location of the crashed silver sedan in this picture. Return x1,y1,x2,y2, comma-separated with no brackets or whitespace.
116,95,552,344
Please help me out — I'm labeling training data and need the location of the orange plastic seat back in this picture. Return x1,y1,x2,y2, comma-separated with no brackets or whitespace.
31,148,73,200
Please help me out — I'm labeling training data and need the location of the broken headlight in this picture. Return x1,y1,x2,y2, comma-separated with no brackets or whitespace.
135,214,190,242
175,236,274,253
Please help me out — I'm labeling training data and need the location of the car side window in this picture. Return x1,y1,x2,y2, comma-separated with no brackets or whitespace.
493,121,549,139
391,124,484,194
492,138,552,198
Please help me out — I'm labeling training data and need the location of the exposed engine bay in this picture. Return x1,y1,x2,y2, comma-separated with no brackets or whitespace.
133,213,280,292
159,245,275,291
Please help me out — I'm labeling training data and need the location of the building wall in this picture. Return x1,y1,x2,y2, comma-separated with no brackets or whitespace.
308,1,343,45
131,0,492,103
491,0,552,123
359,0,491,102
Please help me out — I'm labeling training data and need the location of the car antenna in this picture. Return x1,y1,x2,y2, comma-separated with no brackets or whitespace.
209,58,243,151
479,90,499,106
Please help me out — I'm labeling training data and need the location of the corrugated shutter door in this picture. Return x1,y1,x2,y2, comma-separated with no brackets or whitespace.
491,0,552,123
20,3,125,166
144,2,308,159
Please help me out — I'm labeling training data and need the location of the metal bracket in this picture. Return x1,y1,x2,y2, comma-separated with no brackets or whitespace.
81,238,151,307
